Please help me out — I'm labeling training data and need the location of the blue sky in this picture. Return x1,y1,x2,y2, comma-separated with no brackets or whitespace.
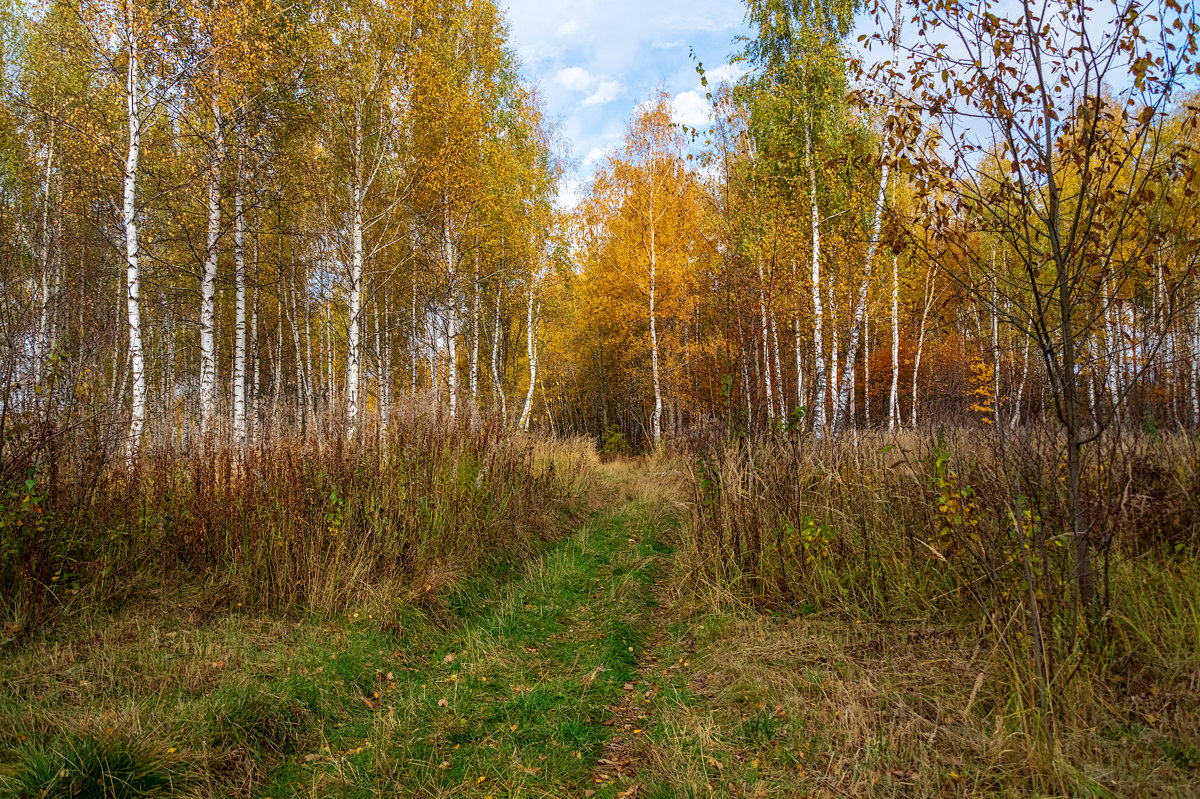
500,0,752,207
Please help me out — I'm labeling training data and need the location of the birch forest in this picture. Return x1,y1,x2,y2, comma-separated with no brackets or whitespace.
2,0,1200,796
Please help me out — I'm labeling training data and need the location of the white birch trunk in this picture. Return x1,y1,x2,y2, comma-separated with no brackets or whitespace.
771,311,785,422
249,236,260,443
470,252,480,403
375,295,389,437
233,158,247,446
648,226,663,448
347,175,364,430
199,100,223,439
793,261,803,414
492,287,506,421
757,259,775,428
325,295,333,403
1105,277,1121,426
274,307,284,432
520,275,538,431
832,150,891,436
1013,334,1030,429
289,249,306,432
411,274,418,398
807,123,827,438
1192,314,1199,427
123,32,146,462
37,122,56,393
991,281,1001,427
912,268,934,427
862,302,869,427
444,211,458,419
303,263,315,421
829,291,839,410
831,1,900,436
889,255,900,429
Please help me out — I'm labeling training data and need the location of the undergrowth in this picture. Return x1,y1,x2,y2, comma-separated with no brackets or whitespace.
669,428,1200,796
1,419,597,639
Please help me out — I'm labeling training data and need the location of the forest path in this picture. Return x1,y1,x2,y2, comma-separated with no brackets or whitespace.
259,461,686,798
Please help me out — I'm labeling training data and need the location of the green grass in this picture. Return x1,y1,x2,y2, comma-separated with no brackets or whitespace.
5,455,1195,799
0,465,670,799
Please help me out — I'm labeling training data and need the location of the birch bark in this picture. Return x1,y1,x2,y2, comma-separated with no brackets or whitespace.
492,288,506,421
233,158,247,446
519,275,538,430
806,123,827,437
199,100,224,438
123,30,146,461
889,255,899,429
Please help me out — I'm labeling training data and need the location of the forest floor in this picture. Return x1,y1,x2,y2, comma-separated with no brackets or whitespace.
3,460,1196,798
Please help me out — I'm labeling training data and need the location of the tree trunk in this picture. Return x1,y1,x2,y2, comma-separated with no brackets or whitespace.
249,235,260,443
806,122,827,437
375,293,389,438
889,255,900,429
288,244,306,433
649,227,663,448
492,287,506,421
123,32,146,463
831,3,900,436
520,275,538,431
347,173,364,430
233,156,247,447
411,273,418,398
793,261,803,415
37,120,56,395
1013,334,1030,429
444,209,458,419
991,280,1001,427
199,99,224,439
771,311,785,422
471,251,480,403
912,267,934,427
757,258,775,428
862,302,870,427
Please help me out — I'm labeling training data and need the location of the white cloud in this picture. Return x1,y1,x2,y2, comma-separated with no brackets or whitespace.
671,90,711,127
555,66,592,91
706,62,748,86
583,80,622,107
555,19,580,36
583,145,615,165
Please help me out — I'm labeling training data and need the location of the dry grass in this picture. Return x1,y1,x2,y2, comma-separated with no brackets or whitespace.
633,604,1200,797
1,418,597,640
656,428,1200,797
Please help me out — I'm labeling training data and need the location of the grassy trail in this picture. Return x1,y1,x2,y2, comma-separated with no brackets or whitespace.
1,461,692,799
254,464,680,798
9,460,1193,798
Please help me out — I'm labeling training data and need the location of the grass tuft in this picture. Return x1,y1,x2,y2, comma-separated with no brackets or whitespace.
5,731,197,799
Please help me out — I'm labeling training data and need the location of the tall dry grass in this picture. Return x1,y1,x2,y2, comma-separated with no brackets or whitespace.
0,412,597,640
680,427,1200,741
